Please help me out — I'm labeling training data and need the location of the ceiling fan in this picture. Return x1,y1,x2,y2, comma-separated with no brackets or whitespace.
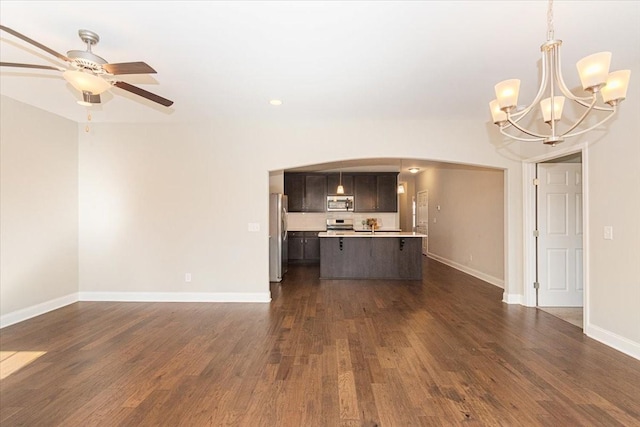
0,25,173,107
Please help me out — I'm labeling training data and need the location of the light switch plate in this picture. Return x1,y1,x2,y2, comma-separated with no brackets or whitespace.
248,223,260,232
604,226,613,240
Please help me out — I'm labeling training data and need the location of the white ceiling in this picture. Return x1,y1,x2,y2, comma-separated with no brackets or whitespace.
1,1,638,127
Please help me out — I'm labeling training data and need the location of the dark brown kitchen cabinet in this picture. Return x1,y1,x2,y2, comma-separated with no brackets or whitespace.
284,173,327,212
353,173,398,212
303,232,321,261
354,175,376,211
285,171,396,212
288,231,320,263
288,231,305,261
327,173,354,196
320,236,421,279
285,175,305,212
375,173,398,212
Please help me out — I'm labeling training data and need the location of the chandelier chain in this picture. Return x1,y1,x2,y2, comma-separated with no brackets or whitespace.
547,0,554,40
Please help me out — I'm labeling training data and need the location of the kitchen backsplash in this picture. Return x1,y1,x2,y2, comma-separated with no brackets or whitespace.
288,212,400,231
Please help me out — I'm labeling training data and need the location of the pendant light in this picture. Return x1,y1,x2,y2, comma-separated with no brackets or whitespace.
337,171,345,195
397,159,405,194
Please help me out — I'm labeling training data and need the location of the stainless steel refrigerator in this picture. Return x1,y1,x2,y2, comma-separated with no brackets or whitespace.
269,193,288,282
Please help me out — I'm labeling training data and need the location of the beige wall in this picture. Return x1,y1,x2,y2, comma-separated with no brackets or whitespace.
0,96,78,323
399,175,416,232
584,71,640,346
2,90,638,358
78,123,271,296
76,118,521,300
416,164,505,286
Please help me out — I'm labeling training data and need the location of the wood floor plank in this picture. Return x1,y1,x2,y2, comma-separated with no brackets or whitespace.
336,338,360,422
1,258,639,425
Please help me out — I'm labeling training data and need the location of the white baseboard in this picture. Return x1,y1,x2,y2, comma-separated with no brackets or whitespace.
585,323,640,361
427,252,504,288
1,291,272,329
78,291,272,303
0,293,78,329
502,292,524,305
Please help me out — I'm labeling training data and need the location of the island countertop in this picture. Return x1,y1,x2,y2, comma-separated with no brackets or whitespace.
318,231,426,238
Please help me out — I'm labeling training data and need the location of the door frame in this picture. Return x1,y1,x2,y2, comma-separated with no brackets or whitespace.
417,190,429,255
522,143,590,327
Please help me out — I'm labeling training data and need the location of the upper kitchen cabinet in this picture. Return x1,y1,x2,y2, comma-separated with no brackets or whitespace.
284,173,327,212
327,173,354,196
354,173,398,212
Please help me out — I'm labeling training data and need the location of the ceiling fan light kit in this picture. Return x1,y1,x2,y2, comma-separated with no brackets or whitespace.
63,69,111,95
489,0,630,146
79,91,101,107
0,25,173,108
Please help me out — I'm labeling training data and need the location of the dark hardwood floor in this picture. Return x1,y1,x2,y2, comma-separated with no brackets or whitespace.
1,257,639,426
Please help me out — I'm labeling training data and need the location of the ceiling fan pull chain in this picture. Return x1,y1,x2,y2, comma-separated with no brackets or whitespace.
85,110,92,133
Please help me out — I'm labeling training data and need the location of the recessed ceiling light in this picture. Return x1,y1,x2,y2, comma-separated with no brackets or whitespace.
270,99,283,106
408,167,420,174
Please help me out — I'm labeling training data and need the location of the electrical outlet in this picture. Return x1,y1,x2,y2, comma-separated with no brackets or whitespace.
604,226,613,240
185,273,192,283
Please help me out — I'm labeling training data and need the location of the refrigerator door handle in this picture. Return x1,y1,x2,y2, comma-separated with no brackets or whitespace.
282,206,288,240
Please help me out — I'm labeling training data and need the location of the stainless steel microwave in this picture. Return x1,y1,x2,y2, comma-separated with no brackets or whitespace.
327,196,354,211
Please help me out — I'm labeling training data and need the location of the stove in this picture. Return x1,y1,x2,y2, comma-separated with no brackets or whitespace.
326,218,354,231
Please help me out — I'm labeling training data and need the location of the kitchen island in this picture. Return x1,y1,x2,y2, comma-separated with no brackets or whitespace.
318,231,426,280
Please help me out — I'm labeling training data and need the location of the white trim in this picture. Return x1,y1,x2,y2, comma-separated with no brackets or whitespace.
522,162,538,307
0,293,78,329
78,292,272,303
503,170,511,303
427,252,504,288
523,144,589,164
582,146,591,331
1,291,272,328
502,292,523,305
586,323,640,361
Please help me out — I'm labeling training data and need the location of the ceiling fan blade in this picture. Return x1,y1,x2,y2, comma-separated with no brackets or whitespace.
0,25,71,63
113,81,173,107
1,61,63,71
103,62,156,75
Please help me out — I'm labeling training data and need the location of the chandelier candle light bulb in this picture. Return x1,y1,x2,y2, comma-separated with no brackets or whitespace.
490,99,507,125
540,96,565,123
601,70,631,105
495,79,520,111
488,0,630,145
576,52,612,92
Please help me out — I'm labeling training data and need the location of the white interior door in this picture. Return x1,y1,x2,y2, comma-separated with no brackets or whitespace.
417,190,428,255
537,163,583,307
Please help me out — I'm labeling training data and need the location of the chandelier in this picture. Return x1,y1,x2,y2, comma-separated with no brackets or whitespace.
489,0,631,146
